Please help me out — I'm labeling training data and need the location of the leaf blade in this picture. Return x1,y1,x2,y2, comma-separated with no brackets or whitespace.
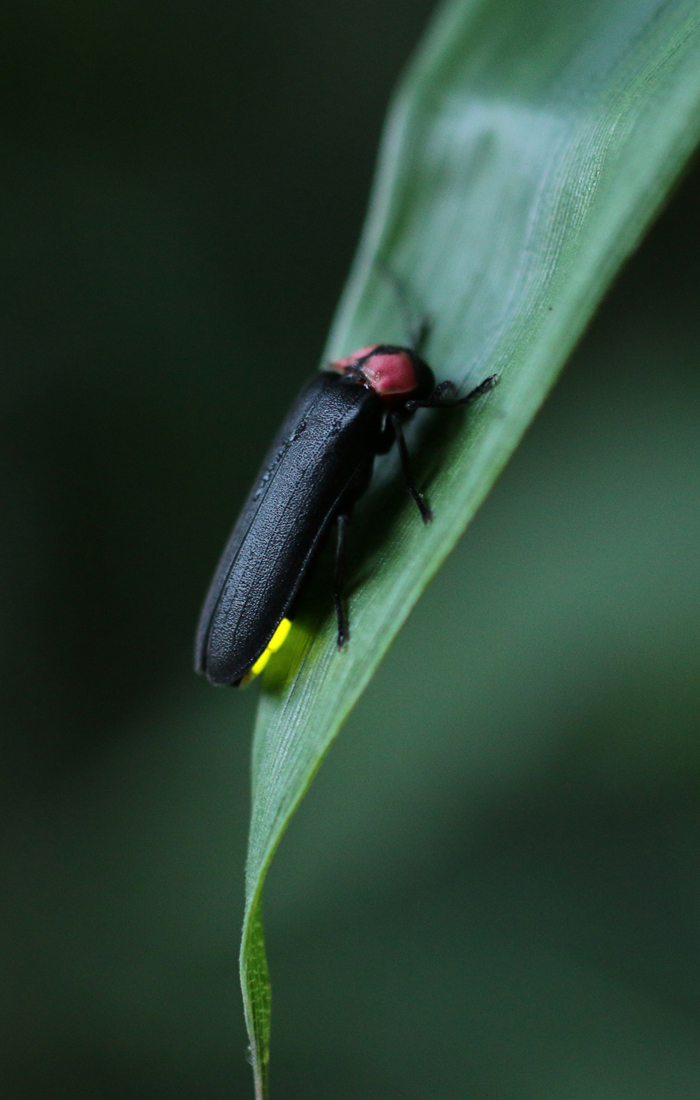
241,0,700,1094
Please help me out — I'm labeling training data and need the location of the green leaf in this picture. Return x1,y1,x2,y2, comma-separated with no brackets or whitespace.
240,0,700,1094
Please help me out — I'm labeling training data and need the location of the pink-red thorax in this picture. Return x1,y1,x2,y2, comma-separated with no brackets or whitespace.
330,345,419,402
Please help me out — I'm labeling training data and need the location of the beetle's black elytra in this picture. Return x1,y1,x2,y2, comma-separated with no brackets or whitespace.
195,346,496,686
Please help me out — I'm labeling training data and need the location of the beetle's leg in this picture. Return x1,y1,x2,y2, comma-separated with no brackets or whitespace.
334,513,351,648
431,380,457,401
376,415,396,455
391,413,432,524
451,374,498,405
406,374,497,411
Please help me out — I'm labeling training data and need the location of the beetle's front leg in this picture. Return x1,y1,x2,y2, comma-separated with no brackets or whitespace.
406,374,497,412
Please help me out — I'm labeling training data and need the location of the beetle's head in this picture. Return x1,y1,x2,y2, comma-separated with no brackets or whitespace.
331,344,434,405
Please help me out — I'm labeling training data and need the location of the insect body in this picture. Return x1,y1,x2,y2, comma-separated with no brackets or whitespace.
195,345,495,686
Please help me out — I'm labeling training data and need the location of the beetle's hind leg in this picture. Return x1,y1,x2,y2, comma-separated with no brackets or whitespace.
333,512,351,648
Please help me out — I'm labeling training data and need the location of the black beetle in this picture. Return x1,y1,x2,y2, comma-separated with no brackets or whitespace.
195,344,495,686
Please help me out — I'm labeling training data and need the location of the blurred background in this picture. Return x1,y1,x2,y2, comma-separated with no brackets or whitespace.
1,1,699,1097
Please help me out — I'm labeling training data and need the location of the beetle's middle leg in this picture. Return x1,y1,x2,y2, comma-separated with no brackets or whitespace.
391,413,432,524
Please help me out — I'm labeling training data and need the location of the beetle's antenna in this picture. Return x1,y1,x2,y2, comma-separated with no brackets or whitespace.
377,263,432,355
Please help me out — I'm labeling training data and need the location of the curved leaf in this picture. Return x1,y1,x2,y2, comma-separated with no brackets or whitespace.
240,0,700,1094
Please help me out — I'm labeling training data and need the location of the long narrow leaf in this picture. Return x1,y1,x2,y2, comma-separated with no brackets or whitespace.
241,0,700,1094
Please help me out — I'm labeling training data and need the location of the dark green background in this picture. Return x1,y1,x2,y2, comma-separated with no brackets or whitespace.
2,1,700,1097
